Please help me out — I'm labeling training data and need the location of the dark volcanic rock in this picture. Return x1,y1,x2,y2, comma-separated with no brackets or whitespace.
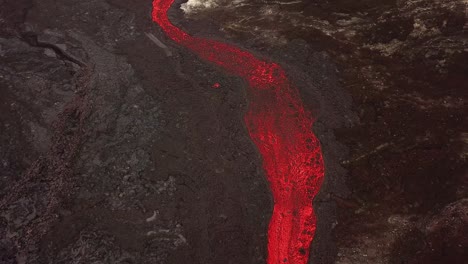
178,0,467,263
391,198,468,264
2,0,271,263
0,0,466,264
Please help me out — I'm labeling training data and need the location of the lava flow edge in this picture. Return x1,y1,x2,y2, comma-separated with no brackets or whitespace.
151,0,326,263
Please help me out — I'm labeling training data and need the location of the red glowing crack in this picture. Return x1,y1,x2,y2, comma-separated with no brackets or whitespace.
152,1,325,263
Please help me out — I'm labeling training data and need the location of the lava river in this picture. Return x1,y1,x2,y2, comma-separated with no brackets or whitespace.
152,0,325,263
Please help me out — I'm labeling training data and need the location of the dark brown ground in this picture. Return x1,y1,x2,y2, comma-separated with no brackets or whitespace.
1,0,467,264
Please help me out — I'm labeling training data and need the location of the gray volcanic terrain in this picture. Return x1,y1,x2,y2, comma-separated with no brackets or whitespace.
0,0,466,264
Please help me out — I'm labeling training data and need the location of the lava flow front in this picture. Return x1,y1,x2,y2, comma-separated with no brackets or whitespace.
151,0,325,263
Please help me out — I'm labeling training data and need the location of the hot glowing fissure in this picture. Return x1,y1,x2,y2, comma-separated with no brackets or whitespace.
151,1,325,263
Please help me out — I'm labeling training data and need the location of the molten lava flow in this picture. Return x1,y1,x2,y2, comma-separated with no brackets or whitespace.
151,0,325,263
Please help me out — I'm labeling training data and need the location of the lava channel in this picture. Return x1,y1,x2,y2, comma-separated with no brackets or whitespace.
151,1,325,263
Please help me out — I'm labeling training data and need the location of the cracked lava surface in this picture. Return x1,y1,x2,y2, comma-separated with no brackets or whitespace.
152,0,325,263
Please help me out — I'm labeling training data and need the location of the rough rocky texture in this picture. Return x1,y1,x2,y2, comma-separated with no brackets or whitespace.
1,0,466,264
180,0,467,263
390,198,468,264
2,0,272,263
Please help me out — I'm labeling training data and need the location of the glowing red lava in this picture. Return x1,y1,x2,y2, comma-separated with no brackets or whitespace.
152,1,325,263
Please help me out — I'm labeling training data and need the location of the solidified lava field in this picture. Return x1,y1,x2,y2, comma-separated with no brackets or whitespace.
1,0,467,264
152,1,324,263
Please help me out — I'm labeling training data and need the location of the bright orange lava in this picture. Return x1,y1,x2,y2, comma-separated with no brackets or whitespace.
152,1,325,263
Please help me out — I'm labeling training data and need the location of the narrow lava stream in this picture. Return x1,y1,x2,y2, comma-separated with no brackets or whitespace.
152,1,325,263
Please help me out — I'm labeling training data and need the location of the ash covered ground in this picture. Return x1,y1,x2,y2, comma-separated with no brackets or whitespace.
0,0,467,264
